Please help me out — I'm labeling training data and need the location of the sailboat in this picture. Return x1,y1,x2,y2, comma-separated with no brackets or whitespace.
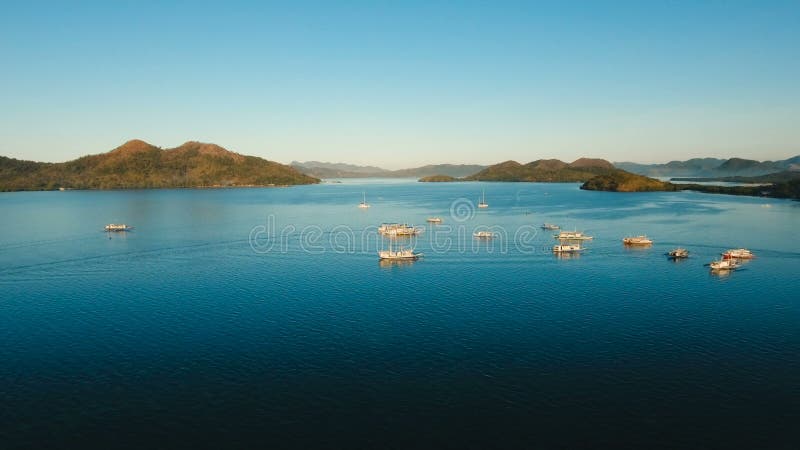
358,191,370,208
478,189,488,208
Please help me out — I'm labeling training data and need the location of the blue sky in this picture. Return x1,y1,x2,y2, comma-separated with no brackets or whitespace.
1,1,798,167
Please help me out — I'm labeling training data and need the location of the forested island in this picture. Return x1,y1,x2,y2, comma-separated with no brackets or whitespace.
581,171,800,199
0,140,318,191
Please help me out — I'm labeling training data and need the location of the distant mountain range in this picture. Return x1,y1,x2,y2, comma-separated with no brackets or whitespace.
0,140,318,191
615,155,800,178
295,155,800,180
290,161,486,179
670,170,800,184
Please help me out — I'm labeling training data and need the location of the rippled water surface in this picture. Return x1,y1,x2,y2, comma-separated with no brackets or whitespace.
1,181,798,448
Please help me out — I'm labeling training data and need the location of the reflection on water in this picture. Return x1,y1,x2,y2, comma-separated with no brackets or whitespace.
554,252,582,260
378,259,419,269
623,243,654,251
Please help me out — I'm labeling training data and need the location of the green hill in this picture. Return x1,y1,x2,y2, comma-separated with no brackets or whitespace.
0,140,319,191
464,158,616,182
580,171,677,192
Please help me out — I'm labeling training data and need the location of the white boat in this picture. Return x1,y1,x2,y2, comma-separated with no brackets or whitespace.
478,189,488,208
623,235,653,245
473,231,494,238
722,248,754,259
105,224,133,232
426,217,443,223
554,231,593,240
710,259,740,271
541,223,560,230
667,248,689,259
553,244,583,253
358,192,370,208
378,242,422,260
378,223,423,236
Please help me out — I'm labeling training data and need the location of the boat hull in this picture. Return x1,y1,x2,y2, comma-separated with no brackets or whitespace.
553,245,583,253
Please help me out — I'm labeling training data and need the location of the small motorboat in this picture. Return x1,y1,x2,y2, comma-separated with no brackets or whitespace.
541,223,560,230
426,217,443,223
473,231,494,238
667,248,689,259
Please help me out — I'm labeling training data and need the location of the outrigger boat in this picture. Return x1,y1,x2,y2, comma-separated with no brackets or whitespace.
105,224,133,232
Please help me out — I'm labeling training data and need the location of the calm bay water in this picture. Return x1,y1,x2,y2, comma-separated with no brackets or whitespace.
1,181,798,448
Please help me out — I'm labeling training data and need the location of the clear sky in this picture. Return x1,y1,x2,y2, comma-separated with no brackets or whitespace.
1,1,799,167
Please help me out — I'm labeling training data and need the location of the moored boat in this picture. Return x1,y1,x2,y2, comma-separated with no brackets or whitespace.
105,224,133,232
623,235,653,246
553,244,583,253
722,248,754,259
478,189,488,208
473,231,494,238
554,230,592,240
541,223,560,230
710,258,740,271
378,243,422,260
667,248,689,259
358,191,370,208
426,217,443,223
378,223,423,236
